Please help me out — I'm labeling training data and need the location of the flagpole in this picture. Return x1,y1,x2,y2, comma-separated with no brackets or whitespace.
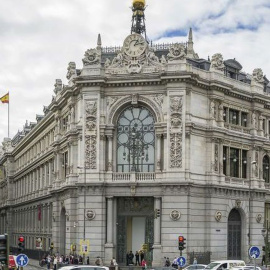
8,97,9,138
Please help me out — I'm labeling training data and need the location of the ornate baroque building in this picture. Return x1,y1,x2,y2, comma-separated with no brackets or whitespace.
0,0,270,265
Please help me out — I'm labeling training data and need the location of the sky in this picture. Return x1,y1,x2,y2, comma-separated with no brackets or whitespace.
0,0,270,143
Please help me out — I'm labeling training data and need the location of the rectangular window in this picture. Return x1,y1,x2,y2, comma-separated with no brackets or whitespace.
223,146,227,175
242,150,247,178
229,109,239,125
223,107,228,122
241,112,248,127
230,148,239,177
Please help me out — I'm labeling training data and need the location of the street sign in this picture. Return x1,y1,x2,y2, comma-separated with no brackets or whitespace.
16,254,29,267
177,256,186,267
249,246,260,259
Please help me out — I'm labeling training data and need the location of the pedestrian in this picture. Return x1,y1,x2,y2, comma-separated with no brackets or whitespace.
165,257,170,267
135,251,140,266
87,257,90,265
53,256,57,270
46,255,51,270
128,251,134,265
193,258,197,265
141,259,147,270
172,257,178,269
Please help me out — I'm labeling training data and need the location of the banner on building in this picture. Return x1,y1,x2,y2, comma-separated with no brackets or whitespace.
79,239,90,255
36,237,43,249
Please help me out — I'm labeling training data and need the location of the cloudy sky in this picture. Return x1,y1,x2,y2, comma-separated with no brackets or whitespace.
0,0,270,143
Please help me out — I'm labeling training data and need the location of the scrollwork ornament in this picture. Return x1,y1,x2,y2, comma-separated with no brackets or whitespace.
167,43,186,61
82,48,101,66
85,210,96,220
256,213,262,223
235,199,241,208
215,211,222,222
170,210,181,221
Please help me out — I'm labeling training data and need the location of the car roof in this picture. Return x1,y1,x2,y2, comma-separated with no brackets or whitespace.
59,266,109,270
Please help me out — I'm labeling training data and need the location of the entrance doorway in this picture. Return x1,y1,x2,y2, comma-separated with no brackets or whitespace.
116,197,154,265
227,208,241,259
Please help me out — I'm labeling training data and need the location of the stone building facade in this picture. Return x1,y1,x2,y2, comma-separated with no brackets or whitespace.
0,4,270,266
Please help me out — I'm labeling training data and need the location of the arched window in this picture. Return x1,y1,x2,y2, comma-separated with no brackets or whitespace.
117,105,155,172
263,155,270,183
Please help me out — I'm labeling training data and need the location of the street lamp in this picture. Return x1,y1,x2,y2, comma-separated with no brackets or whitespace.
249,159,257,247
77,165,86,239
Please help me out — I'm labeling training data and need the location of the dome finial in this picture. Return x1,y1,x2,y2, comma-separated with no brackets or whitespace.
131,0,147,38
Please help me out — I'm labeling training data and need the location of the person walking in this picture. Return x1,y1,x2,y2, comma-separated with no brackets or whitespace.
141,259,147,270
135,251,140,266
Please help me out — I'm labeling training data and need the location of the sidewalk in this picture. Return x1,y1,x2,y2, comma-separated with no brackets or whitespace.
28,259,43,269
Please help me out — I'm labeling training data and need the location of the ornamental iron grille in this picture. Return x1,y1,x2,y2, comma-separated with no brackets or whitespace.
117,106,155,172
227,208,241,259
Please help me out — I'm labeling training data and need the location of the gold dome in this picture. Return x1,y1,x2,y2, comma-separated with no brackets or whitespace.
133,0,145,8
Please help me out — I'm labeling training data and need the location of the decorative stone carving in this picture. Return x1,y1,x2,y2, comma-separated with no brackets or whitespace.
53,79,62,94
167,43,186,61
210,53,225,72
170,210,181,221
252,68,264,83
85,101,97,169
235,199,241,208
256,213,262,223
252,111,257,129
130,185,136,196
169,96,183,168
218,103,224,121
82,48,101,66
66,62,76,80
152,94,164,108
215,211,222,222
170,97,182,113
106,45,165,75
170,133,182,168
171,113,182,128
2,139,13,153
86,210,96,220
255,152,259,178
106,97,118,110
214,144,219,172
131,94,139,105
210,100,216,119
104,58,111,68
161,55,167,64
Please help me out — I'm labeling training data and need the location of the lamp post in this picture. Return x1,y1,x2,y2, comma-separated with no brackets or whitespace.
249,158,257,247
77,164,86,263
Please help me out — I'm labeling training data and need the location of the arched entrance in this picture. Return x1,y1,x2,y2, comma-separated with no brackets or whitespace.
60,208,67,255
228,208,241,259
116,197,154,265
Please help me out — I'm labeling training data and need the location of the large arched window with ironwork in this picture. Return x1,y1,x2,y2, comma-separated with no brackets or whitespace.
117,105,155,172
263,155,270,183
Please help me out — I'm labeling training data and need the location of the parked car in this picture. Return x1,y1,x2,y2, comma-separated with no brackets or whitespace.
59,266,110,270
233,266,262,270
184,265,207,270
205,260,246,270
8,255,18,270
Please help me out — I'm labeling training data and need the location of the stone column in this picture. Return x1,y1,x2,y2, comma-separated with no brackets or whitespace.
107,135,113,172
152,197,161,267
156,134,162,171
163,132,168,172
105,197,114,265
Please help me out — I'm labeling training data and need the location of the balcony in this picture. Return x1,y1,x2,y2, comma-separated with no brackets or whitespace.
112,172,156,182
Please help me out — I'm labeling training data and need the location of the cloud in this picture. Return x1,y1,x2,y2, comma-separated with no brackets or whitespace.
0,0,269,143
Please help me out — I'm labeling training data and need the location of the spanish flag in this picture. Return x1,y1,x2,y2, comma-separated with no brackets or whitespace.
0,92,9,104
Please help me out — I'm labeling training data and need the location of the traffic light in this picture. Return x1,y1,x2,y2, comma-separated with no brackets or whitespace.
18,236,25,251
178,236,186,251
50,242,54,250
0,234,9,265
263,246,265,251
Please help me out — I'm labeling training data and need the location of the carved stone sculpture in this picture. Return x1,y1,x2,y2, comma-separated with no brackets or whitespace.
252,68,264,83
167,43,186,61
66,62,76,80
210,53,225,71
82,48,101,66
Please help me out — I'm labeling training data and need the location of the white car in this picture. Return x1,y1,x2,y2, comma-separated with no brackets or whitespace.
184,264,207,270
233,266,262,270
59,266,110,270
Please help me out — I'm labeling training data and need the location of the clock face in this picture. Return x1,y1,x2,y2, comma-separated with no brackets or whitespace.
123,34,147,57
